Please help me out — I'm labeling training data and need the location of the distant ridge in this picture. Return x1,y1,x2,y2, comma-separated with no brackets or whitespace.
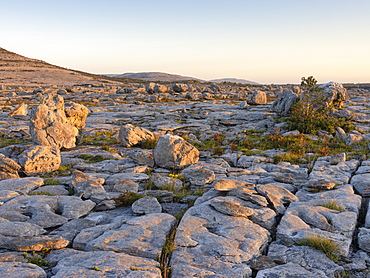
0,47,123,87
210,78,259,85
108,72,205,82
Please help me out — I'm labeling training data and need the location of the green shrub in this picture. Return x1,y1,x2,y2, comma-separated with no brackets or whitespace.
284,76,355,135
112,192,142,207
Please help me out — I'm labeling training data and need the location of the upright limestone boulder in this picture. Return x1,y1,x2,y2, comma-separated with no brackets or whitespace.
29,93,78,149
18,146,61,176
119,124,155,147
270,89,300,116
153,134,199,169
317,82,348,108
8,103,28,117
248,90,267,105
64,102,89,142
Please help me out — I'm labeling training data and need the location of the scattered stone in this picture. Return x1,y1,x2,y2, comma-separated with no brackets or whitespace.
248,90,267,105
0,154,20,180
1,235,69,251
131,196,162,214
153,134,199,169
0,262,46,278
270,89,299,115
119,124,155,147
8,102,28,117
210,196,254,217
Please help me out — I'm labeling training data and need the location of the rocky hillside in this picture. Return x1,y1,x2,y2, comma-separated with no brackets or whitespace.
0,48,122,87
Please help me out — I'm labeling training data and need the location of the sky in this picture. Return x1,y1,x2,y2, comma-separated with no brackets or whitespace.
1,0,370,84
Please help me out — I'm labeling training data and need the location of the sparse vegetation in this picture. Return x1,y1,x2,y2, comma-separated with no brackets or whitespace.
76,154,114,163
297,234,340,261
140,137,158,149
0,133,30,147
44,179,60,185
29,191,55,196
112,192,143,207
320,200,345,212
23,251,50,267
81,131,119,146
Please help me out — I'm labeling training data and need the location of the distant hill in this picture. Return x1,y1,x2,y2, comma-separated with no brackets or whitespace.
107,72,205,82
0,47,123,87
210,78,259,85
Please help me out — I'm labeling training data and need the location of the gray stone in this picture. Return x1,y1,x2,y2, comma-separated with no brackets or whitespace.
58,196,95,219
18,145,61,176
74,213,176,260
171,201,269,277
50,218,96,242
256,184,298,214
0,177,43,194
210,196,254,217
119,124,155,147
1,235,69,251
0,222,45,237
358,228,370,253
230,186,269,207
105,173,150,185
270,89,300,116
256,262,322,278
131,196,162,214
8,102,28,117
0,262,46,278
171,83,188,92
351,173,370,196
154,134,199,169
112,179,139,193
51,251,161,278
152,173,183,191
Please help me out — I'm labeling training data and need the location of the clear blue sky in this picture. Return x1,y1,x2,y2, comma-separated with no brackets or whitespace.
1,0,369,84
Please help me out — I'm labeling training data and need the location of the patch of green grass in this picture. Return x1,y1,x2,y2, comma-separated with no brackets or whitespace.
140,137,158,149
297,234,340,261
76,154,111,163
101,144,117,153
23,251,50,267
81,131,119,146
320,200,345,212
29,191,55,196
0,133,31,147
44,179,60,185
41,164,72,178
112,192,143,207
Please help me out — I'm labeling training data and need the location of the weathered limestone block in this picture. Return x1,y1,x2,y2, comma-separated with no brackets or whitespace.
64,101,89,142
0,177,43,194
119,124,155,147
0,154,20,180
1,235,69,251
74,213,176,260
131,196,162,214
154,134,199,169
29,93,78,149
51,251,161,278
18,145,61,176
0,262,47,278
256,184,298,214
171,200,269,277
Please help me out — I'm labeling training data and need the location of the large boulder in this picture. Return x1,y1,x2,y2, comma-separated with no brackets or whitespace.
318,82,347,108
153,134,199,169
248,90,267,105
29,93,78,149
118,124,155,147
18,146,61,176
270,89,300,115
0,154,20,180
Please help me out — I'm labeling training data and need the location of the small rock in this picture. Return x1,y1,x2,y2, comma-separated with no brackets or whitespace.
131,196,162,214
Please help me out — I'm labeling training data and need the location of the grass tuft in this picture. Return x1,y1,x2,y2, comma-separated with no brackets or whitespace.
320,200,345,212
297,234,341,261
